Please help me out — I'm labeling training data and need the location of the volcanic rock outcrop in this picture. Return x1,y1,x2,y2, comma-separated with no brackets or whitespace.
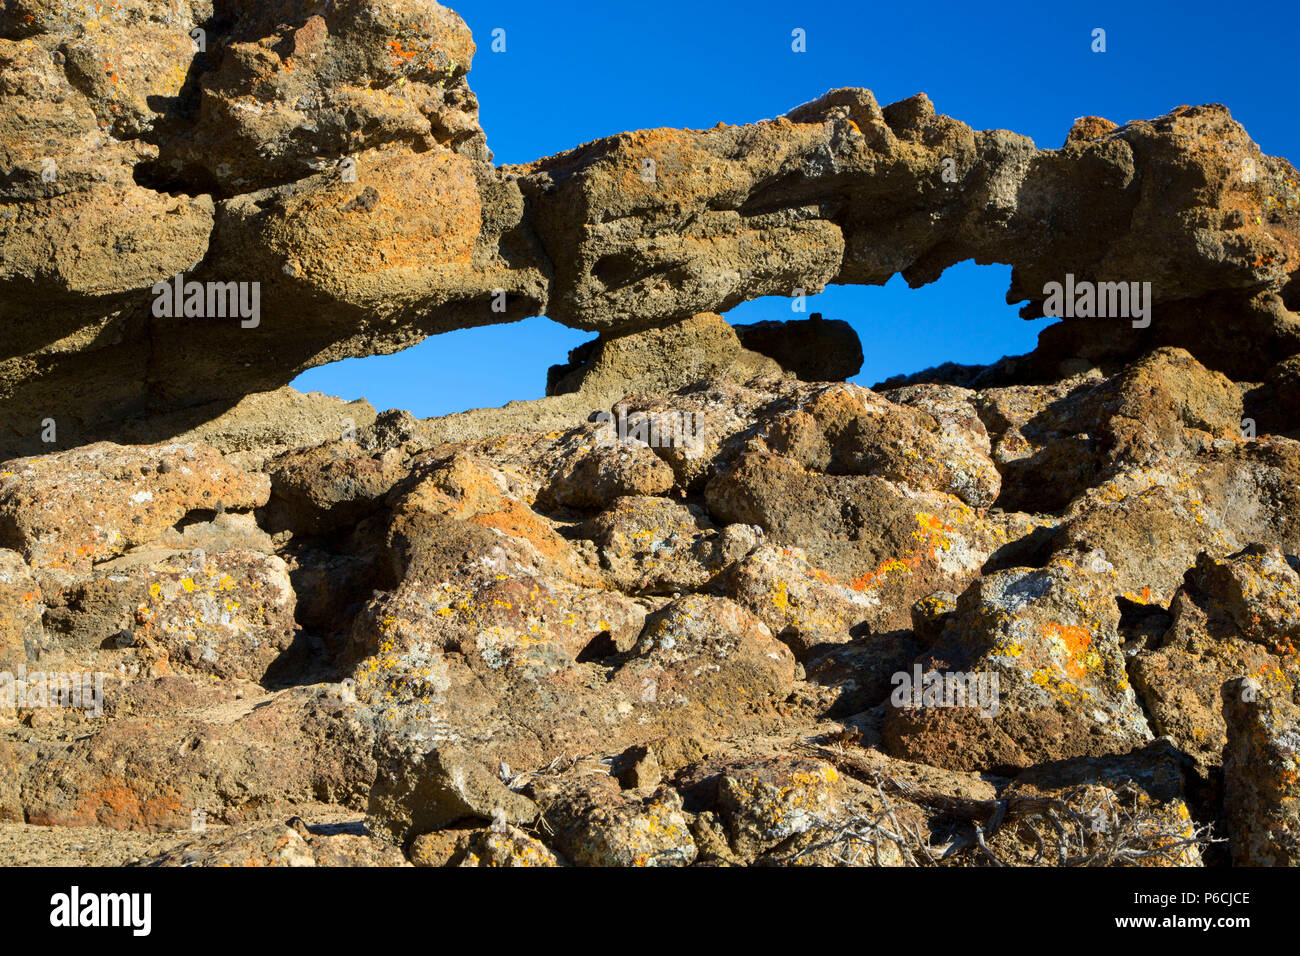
3,0,1300,458
0,0,1298,869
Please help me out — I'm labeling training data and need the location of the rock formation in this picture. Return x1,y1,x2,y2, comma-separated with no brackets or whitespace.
0,0,1298,868
3,0,1299,458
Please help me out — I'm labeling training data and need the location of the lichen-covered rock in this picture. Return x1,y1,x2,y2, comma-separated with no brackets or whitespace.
6,38,1298,463
1047,436,1300,604
883,553,1153,772
714,757,845,859
447,823,561,868
707,453,1003,633
517,95,1298,337
1132,546,1300,773
40,548,296,682
618,594,796,721
986,743,1203,867
0,548,46,675
14,686,375,830
715,544,882,657
0,443,270,569
576,496,743,595
974,349,1242,513
532,775,696,867
1222,680,1300,865
540,442,676,511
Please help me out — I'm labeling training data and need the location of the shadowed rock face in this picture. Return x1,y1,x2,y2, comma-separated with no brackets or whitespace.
3,0,1299,457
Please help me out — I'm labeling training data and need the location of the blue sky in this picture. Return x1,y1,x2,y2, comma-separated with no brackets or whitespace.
294,0,1300,416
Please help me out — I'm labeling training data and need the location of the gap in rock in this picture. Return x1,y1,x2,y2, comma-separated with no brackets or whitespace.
725,261,1052,388
290,262,1050,419
289,315,592,418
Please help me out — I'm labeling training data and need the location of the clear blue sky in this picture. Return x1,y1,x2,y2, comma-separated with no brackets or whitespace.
294,0,1300,417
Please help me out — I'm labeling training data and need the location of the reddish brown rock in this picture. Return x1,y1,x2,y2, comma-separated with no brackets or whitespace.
0,442,269,570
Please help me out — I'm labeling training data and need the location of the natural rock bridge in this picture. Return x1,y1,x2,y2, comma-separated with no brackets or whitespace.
2,0,1298,458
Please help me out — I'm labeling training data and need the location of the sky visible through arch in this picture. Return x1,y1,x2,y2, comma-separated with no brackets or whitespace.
292,0,1300,419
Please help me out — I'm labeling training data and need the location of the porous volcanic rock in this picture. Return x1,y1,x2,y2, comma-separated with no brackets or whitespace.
4,0,1298,461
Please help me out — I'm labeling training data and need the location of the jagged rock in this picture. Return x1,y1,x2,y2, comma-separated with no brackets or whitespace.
1132,546,1300,774
0,0,545,459
531,775,696,867
366,742,538,845
713,757,846,859
0,442,270,570
1222,680,1300,865
733,314,863,382
6,19,1299,460
12,0,1300,869
765,383,1000,507
623,593,797,713
517,94,1298,333
883,553,1153,773
539,442,676,512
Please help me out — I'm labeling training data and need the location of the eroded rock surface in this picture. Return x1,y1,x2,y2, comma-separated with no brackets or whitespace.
3,0,1298,458
1,0,1298,869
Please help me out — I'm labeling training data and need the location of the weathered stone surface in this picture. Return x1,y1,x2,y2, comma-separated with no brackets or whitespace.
0,442,270,570
13,686,375,830
8,9,1300,865
0,548,46,675
5,19,1299,461
547,312,784,398
1132,546,1300,774
883,553,1153,773
971,348,1242,513
1048,437,1300,604
1223,680,1300,865
138,818,408,867
445,822,561,867
265,441,410,538
576,496,740,596
531,774,696,867
366,742,537,845
39,547,296,682
715,544,879,657
0,0,545,459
